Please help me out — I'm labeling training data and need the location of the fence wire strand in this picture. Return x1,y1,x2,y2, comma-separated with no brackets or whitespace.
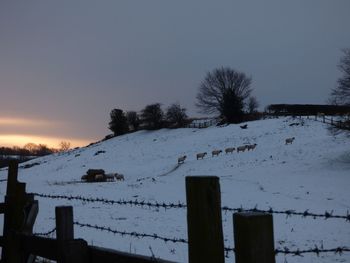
33,227,56,237
31,192,350,222
74,221,188,244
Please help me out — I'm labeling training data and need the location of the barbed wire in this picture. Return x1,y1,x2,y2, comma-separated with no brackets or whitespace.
30,192,186,209
31,192,350,222
74,221,188,244
222,206,350,221
33,227,56,237
275,246,350,256
29,220,350,259
73,221,350,259
223,246,350,257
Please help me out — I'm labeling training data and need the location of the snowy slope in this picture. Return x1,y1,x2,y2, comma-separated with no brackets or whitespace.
0,117,349,262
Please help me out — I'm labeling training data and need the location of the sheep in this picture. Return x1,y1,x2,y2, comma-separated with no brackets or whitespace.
237,145,247,153
114,173,125,181
105,173,115,182
94,174,105,182
212,150,222,157
247,144,257,151
196,152,207,160
178,155,187,164
285,137,295,145
225,147,235,154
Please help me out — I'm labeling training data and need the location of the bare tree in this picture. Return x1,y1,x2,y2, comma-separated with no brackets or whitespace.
166,103,188,128
196,67,253,123
36,144,53,156
247,96,259,114
24,143,38,154
59,141,71,152
331,48,350,105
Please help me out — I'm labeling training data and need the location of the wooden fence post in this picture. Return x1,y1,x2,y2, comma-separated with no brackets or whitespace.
186,176,225,263
2,160,29,263
233,212,275,263
55,206,88,263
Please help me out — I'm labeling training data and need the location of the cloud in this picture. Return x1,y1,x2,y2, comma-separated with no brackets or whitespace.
0,117,58,127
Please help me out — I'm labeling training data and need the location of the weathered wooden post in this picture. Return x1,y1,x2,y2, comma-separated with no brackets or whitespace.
2,160,28,263
55,206,88,263
186,176,225,263
233,212,275,263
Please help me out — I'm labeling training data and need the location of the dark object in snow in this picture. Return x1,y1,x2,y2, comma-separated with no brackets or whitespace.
289,123,300,126
81,169,124,182
94,150,106,156
240,124,248,129
82,169,106,182
22,162,40,169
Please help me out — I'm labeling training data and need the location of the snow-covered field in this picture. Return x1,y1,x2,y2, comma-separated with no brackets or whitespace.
1,117,349,262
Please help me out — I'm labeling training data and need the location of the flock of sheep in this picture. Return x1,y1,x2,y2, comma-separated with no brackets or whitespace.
177,137,295,164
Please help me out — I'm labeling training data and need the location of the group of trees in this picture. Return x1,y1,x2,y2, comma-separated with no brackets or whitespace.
0,141,71,157
108,48,350,137
108,103,188,136
109,67,259,136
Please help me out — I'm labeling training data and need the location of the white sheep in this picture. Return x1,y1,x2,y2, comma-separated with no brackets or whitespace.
285,137,295,145
212,150,222,157
196,152,207,160
178,155,187,164
114,173,125,181
94,174,105,181
237,146,247,153
105,173,115,182
247,144,257,151
225,147,235,154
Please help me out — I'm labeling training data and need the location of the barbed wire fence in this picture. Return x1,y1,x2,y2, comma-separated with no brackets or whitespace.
33,221,350,259
30,191,350,260
30,192,350,222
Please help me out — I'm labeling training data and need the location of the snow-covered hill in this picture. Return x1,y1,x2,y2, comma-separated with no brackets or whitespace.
1,117,349,262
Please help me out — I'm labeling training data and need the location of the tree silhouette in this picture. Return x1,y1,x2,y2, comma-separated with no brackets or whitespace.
126,111,140,131
166,103,188,128
59,141,71,152
196,67,253,123
108,109,129,136
141,103,164,130
247,96,259,114
330,49,350,105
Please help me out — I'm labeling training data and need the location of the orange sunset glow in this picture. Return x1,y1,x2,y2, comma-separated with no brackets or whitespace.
0,134,90,148
0,117,93,148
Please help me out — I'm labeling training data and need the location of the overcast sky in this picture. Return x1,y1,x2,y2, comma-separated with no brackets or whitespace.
1,0,349,147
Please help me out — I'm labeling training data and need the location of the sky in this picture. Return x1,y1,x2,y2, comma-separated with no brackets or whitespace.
0,0,349,148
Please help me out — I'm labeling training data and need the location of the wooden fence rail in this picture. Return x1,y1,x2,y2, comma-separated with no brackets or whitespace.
1,161,278,263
